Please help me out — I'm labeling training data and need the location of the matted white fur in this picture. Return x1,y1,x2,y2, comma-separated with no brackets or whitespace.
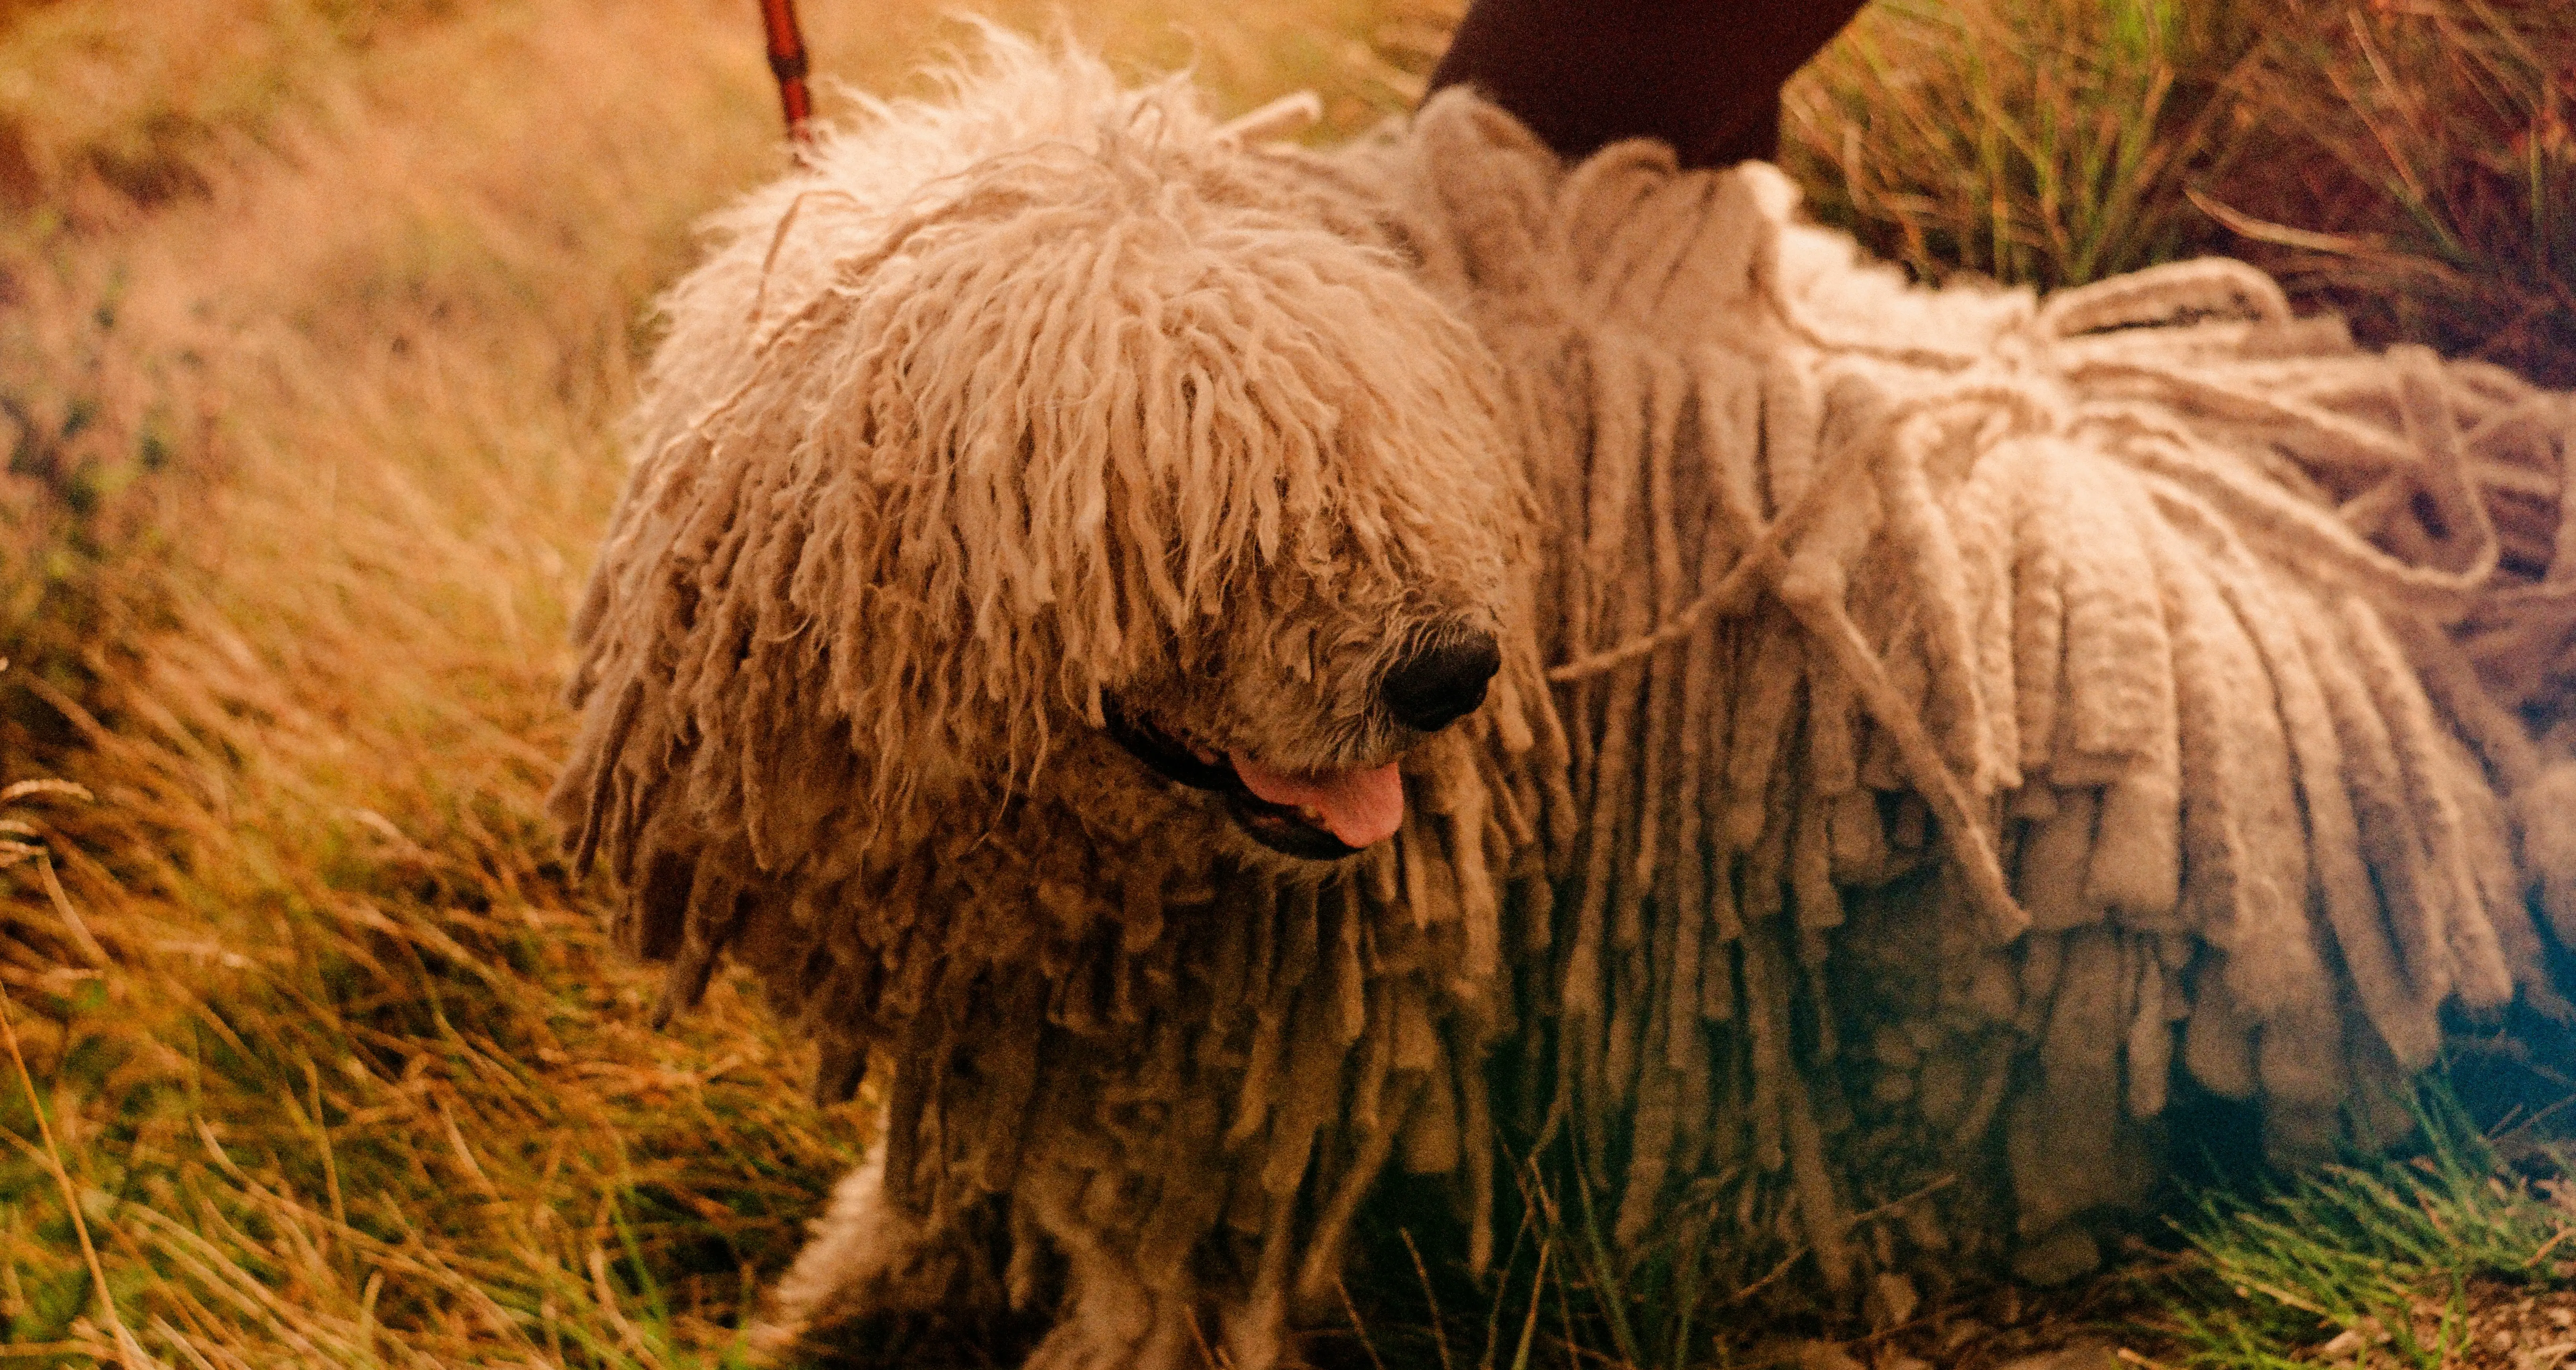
555,32,2576,1366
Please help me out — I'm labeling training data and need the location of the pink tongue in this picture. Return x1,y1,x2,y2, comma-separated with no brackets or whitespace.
1230,758,1406,849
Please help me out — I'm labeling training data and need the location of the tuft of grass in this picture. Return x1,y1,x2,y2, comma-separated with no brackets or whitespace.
1335,1145,1943,1370
1784,0,2575,385
1783,0,2266,290
2162,1083,2576,1370
2198,0,2576,386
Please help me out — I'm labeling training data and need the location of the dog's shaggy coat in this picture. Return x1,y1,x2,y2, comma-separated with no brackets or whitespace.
554,35,2576,1367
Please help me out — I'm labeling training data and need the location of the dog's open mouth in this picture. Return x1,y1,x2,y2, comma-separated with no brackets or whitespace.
1104,707,1401,861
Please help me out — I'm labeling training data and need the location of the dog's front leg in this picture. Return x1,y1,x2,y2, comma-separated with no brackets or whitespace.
748,1143,949,1359
1012,1151,1301,1370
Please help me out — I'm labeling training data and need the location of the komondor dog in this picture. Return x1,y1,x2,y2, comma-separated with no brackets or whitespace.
553,32,2576,1368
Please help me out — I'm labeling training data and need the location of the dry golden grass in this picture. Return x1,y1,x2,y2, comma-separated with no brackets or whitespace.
0,5,844,1362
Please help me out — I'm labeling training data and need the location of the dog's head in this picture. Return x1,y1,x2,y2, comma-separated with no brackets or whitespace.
567,45,1534,874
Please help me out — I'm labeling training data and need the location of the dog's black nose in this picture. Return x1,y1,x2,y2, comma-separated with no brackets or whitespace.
1382,629,1500,733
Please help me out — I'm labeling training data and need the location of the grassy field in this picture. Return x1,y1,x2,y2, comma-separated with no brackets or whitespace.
0,0,2569,1367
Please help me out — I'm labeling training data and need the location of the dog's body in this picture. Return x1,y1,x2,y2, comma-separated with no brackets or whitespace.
557,34,2576,1368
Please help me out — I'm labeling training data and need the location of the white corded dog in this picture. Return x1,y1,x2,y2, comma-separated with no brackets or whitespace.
557,31,2576,1366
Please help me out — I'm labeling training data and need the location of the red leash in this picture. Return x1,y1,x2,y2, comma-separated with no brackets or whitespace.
758,0,815,145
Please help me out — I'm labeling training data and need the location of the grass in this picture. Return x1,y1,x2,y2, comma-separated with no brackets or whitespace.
1779,0,2576,383
0,5,861,1362
0,0,2567,1366
1785,0,2265,288
2162,1084,2576,1370
1325,1152,1768,1370
2200,0,2576,387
